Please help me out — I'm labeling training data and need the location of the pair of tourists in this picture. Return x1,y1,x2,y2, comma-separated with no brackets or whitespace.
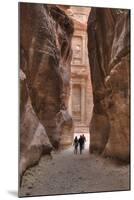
73,135,86,154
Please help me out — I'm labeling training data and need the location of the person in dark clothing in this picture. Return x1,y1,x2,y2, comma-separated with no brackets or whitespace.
82,134,86,149
73,136,79,154
78,135,84,154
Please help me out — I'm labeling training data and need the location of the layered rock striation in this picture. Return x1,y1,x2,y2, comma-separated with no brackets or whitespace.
20,3,74,178
87,8,130,162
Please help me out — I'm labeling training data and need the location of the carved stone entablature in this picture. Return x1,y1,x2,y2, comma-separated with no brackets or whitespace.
71,71,88,78
74,126,89,133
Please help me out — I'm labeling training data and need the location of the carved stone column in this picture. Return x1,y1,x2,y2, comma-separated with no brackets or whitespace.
68,80,72,115
81,80,86,123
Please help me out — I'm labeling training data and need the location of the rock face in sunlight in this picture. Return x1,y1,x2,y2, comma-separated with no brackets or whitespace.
20,3,74,178
87,8,130,162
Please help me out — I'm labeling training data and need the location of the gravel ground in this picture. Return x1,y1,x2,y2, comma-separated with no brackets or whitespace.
20,145,130,197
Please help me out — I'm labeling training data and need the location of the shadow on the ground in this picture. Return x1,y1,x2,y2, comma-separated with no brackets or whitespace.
8,190,18,197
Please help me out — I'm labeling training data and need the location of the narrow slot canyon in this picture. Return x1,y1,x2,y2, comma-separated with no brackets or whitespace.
19,3,130,197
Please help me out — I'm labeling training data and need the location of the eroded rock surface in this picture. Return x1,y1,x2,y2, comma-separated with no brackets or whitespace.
20,70,53,180
87,8,130,162
20,3,74,178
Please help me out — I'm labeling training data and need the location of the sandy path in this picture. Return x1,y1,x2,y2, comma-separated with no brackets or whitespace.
20,145,130,197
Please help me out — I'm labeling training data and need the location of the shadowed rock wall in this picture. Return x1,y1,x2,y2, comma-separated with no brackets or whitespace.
20,69,52,179
87,8,130,162
20,3,74,178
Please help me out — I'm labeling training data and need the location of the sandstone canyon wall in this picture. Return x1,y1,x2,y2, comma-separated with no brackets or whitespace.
87,8,130,162
20,3,74,178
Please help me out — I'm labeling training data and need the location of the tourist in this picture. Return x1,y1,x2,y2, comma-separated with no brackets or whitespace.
78,135,84,154
73,136,79,154
82,134,86,149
